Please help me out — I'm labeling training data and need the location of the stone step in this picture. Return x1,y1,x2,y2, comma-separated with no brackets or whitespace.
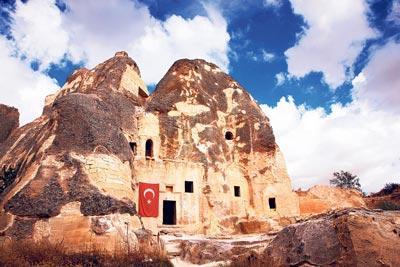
165,242,182,257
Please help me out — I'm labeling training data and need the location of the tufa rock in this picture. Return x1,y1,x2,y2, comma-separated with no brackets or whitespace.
296,185,366,217
0,52,298,251
0,104,19,144
234,208,400,267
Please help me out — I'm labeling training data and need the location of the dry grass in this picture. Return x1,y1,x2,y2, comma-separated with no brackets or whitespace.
0,239,172,267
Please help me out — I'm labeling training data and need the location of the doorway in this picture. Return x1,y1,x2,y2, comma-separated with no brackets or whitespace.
163,200,176,225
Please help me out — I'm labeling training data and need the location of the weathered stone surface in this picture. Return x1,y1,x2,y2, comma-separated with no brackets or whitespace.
176,234,273,265
139,58,299,234
0,52,146,251
0,52,299,251
0,104,19,144
296,185,366,216
236,218,274,234
235,209,400,267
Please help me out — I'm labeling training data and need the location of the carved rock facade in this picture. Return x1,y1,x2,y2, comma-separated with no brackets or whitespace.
0,52,299,250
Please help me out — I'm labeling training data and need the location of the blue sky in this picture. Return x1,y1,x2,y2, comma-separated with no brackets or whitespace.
0,0,396,109
0,0,399,191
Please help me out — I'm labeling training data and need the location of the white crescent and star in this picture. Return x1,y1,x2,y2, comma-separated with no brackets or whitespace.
143,188,155,204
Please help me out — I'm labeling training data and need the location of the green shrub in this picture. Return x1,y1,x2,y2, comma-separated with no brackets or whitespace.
381,183,400,195
329,170,361,191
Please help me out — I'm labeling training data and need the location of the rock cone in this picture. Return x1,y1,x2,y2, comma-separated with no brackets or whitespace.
0,52,298,251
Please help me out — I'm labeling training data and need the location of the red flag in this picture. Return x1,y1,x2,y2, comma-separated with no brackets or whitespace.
138,182,159,217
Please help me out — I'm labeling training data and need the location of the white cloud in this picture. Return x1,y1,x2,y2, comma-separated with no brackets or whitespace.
128,4,230,84
247,51,259,61
9,0,230,85
62,0,154,68
262,49,275,62
262,97,400,193
285,0,378,88
387,0,400,25
11,0,69,69
4,0,230,123
246,49,275,63
263,41,400,193
275,72,286,86
264,0,282,8
352,40,400,114
0,37,60,125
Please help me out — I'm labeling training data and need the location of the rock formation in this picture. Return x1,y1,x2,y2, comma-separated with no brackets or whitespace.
160,208,400,266
0,52,148,251
296,185,366,217
0,52,299,250
241,209,400,267
365,184,400,210
0,104,19,144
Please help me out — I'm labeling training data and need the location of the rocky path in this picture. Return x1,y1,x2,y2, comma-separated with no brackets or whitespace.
159,233,274,266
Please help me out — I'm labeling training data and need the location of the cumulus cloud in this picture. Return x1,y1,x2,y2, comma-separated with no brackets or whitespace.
263,40,400,193
352,40,400,114
263,97,400,193
4,0,230,123
0,36,59,125
128,4,230,84
11,0,69,69
61,0,154,67
9,0,230,84
285,0,378,88
387,0,400,26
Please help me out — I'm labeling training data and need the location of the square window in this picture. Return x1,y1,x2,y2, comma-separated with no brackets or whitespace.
166,185,173,193
269,197,276,210
234,186,240,197
185,181,194,193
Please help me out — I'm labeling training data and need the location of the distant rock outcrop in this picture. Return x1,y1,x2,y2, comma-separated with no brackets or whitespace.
296,185,366,216
365,184,400,210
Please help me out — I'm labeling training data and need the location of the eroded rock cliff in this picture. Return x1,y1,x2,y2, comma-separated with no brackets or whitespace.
0,52,298,251
0,53,148,251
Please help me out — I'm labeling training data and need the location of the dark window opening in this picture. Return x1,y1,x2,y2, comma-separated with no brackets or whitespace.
234,186,241,197
185,181,194,193
269,197,276,210
225,131,234,140
145,139,153,159
129,142,137,155
163,200,176,225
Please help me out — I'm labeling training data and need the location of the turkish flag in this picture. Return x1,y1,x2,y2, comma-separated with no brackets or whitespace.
138,182,159,217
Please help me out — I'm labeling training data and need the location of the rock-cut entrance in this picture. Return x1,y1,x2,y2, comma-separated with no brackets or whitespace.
163,200,176,225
